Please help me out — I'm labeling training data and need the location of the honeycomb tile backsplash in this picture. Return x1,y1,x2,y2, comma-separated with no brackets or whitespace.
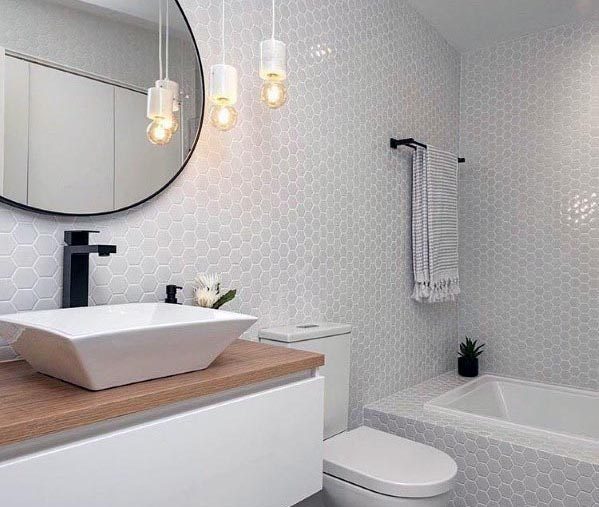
459,20,599,390
0,0,460,425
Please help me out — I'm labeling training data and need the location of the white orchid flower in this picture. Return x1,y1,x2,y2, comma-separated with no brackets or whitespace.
195,273,221,308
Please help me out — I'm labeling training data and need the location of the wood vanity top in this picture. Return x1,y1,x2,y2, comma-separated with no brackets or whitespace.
0,340,324,447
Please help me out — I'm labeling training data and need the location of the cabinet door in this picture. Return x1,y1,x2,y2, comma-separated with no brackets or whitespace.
27,65,114,213
114,87,181,210
2,56,29,204
0,376,324,507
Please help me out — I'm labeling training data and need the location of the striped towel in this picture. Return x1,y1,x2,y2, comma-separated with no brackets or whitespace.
411,145,460,303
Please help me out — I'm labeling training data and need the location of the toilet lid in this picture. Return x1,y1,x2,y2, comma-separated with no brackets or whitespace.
323,427,457,498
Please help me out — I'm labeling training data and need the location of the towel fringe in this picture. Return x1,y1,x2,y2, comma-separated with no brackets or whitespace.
412,278,460,303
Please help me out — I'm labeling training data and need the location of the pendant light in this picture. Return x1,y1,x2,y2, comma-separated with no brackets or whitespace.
159,0,180,134
209,0,238,131
260,0,287,109
147,0,180,144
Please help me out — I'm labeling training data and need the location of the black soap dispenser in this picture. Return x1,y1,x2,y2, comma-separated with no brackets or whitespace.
165,285,183,304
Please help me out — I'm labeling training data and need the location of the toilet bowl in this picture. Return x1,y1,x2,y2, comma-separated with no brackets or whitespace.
322,474,451,507
319,426,456,506
259,323,457,507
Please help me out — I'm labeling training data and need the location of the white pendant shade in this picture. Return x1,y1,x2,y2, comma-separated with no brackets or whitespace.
156,79,180,111
260,39,286,81
209,64,238,106
146,84,174,120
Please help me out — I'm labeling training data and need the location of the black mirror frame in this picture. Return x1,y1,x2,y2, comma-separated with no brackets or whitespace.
0,0,205,217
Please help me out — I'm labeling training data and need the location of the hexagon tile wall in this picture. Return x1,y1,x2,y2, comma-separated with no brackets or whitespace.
0,0,460,426
459,20,599,391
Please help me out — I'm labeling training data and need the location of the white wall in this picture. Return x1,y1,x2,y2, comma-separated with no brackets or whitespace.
459,20,599,390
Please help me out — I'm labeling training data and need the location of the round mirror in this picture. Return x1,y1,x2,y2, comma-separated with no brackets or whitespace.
0,0,203,215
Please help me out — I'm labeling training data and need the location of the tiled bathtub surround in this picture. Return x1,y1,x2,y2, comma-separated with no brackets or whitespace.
459,20,599,390
364,373,599,507
0,0,460,425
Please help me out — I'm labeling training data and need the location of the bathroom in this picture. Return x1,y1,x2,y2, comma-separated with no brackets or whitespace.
0,0,597,505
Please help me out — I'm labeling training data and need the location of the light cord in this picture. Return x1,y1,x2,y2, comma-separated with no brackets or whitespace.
222,0,225,64
158,0,163,80
165,0,169,79
271,0,275,39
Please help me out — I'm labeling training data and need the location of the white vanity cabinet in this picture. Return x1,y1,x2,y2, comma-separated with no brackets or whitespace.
0,375,324,507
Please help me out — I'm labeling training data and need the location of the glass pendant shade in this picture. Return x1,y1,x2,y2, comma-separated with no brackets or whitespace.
261,80,287,109
209,104,238,131
209,64,238,106
260,39,286,81
147,119,173,145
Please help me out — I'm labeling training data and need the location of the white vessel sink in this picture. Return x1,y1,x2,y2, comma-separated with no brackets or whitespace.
0,303,257,390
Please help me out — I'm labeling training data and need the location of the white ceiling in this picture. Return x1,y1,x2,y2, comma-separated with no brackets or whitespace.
405,0,599,52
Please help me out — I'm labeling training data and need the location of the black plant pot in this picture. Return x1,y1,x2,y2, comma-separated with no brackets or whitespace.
458,357,479,377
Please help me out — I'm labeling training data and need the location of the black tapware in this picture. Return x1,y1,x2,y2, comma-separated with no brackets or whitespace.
62,230,116,308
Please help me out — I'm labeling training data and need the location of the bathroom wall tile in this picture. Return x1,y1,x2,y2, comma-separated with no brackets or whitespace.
0,0,460,425
459,20,599,390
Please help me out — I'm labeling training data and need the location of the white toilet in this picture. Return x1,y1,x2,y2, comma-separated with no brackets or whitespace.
259,323,457,507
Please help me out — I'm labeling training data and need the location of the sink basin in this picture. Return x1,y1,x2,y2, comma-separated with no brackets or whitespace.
0,303,257,390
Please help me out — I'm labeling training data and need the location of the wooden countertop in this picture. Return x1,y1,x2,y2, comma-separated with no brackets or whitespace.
0,340,324,447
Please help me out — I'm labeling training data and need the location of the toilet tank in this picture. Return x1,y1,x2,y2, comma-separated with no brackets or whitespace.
259,323,351,439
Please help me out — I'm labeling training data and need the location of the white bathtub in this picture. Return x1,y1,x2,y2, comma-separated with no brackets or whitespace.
426,375,599,445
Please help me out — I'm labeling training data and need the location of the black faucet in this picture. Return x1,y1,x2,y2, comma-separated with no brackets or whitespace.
62,230,117,308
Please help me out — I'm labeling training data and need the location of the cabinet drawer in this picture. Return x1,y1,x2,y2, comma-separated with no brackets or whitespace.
0,376,324,507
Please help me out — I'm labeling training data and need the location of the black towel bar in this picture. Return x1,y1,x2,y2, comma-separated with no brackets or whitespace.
390,138,465,164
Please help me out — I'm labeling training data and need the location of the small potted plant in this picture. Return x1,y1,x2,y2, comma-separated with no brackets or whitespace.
458,337,484,377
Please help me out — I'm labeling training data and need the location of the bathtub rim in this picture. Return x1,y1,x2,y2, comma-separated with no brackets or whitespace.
424,374,599,448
